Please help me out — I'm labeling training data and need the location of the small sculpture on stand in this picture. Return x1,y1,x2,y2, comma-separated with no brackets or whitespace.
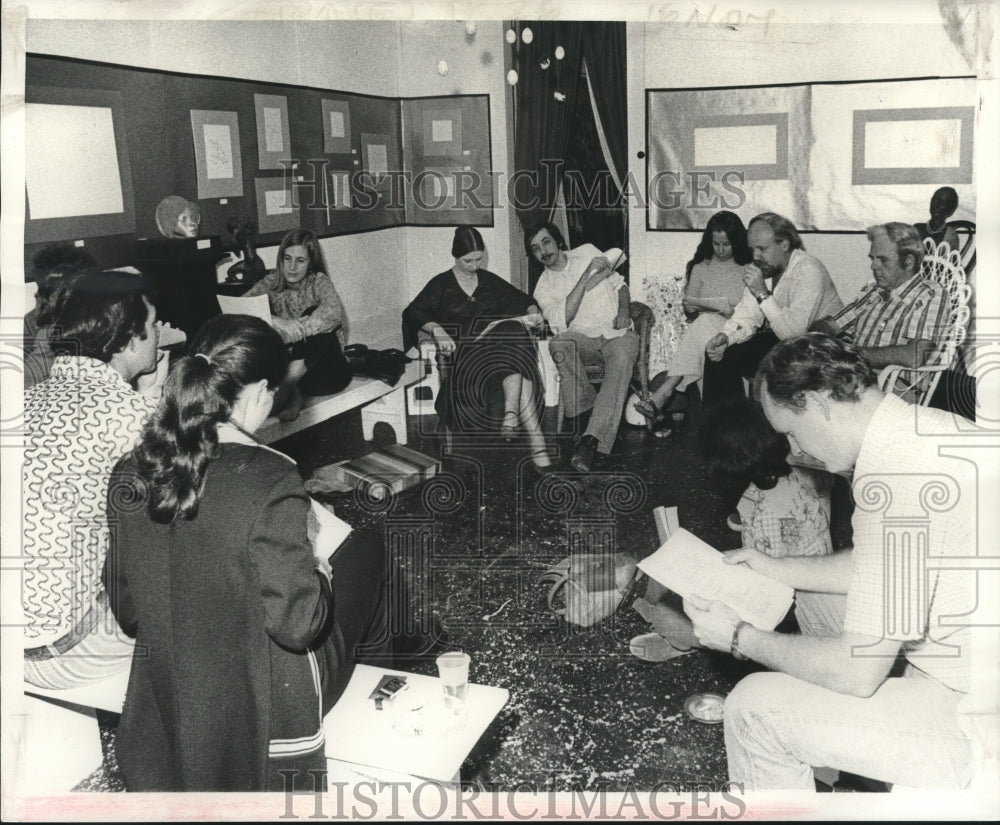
225,218,267,285
156,196,201,239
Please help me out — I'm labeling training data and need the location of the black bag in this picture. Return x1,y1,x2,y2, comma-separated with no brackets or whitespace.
343,344,412,387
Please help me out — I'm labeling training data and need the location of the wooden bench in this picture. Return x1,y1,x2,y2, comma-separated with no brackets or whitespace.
257,359,423,445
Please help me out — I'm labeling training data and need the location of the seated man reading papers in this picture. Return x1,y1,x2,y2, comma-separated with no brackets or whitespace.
682,333,974,791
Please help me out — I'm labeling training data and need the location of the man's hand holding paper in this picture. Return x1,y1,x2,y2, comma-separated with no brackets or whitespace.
682,595,742,652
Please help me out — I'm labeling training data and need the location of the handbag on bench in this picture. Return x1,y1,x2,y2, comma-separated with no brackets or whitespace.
343,344,412,387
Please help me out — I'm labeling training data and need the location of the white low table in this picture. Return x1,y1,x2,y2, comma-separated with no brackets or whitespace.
323,664,509,784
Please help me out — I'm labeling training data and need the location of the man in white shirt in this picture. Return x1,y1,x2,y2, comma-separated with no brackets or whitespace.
685,333,975,790
528,223,638,472
702,213,842,406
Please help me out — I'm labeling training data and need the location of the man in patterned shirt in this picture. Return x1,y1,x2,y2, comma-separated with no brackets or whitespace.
810,222,947,375
23,270,168,689
685,334,975,790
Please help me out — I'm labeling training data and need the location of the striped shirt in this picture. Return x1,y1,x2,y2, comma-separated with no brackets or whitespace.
829,274,947,350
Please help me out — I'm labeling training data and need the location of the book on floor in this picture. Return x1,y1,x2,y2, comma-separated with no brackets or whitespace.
637,528,794,630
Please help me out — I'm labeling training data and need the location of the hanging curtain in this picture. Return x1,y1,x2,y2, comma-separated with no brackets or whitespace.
512,21,584,286
581,22,629,239
580,23,628,189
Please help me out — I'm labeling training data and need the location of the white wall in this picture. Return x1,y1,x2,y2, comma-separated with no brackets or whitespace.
626,3,984,305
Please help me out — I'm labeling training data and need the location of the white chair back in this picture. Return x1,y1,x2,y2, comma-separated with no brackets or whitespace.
878,237,973,406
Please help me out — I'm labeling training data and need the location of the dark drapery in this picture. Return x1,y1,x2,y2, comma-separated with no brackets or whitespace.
512,22,585,244
512,22,627,290
581,23,628,190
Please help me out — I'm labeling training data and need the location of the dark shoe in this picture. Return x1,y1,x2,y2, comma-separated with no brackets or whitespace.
570,435,599,473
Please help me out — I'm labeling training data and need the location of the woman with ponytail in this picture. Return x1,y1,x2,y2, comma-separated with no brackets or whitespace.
103,314,398,791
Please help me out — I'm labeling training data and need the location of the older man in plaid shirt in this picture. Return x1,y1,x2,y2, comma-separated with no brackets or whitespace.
810,222,947,375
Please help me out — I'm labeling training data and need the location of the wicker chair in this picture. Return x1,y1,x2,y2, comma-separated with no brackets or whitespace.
949,219,976,278
555,300,655,434
877,237,972,406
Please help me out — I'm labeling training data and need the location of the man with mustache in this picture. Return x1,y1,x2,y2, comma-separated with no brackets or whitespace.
528,222,638,473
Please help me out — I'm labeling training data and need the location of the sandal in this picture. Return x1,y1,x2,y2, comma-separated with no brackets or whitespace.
632,397,661,422
500,410,519,441
529,448,553,472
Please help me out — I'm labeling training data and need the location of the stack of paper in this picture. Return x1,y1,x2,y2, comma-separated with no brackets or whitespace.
217,293,272,324
637,528,794,630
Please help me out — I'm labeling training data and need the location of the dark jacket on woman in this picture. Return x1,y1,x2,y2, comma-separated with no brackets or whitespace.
401,268,535,352
402,269,540,430
104,444,345,791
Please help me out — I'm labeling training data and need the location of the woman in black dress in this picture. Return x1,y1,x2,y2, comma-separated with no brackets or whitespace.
403,227,551,470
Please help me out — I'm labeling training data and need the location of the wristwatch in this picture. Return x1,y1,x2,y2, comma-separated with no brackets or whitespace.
730,620,750,660
754,290,770,304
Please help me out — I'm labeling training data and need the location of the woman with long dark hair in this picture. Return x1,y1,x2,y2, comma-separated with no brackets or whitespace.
103,314,396,791
403,226,551,471
242,228,352,420
634,211,751,424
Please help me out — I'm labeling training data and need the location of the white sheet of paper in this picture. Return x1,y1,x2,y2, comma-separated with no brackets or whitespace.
431,119,453,142
637,528,795,630
329,110,345,138
25,103,124,219
264,189,293,215
263,106,284,152
603,248,628,270
308,499,352,558
216,293,272,324
203,123,234,179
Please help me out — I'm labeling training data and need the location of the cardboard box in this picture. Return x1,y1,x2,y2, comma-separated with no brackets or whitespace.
322,444,440,500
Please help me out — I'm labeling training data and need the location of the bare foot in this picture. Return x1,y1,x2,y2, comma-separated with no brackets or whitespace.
278,386,303,422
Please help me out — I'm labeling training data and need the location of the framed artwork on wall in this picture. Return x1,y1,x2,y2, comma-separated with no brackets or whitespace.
421,109,463,157
254,93,292,170
191,109,244,200
254,176,300,235
402,95,492,226
25,86,136,243
851,106,974,186
322,99,352,154
647,76,977,231
416,167,458,209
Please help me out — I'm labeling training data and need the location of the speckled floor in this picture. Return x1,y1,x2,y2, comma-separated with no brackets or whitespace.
79,391,854,792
